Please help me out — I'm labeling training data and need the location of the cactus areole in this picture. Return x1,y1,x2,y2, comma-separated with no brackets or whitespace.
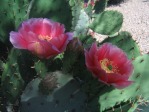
85,43,134,89
10,18,73,59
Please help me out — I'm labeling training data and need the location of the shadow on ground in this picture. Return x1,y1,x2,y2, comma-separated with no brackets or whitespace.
107,0,128,6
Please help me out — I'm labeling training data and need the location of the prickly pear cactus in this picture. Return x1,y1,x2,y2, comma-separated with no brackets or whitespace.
0,0,148,112
21,77,87,112
1,48,24,103
90,10,123,35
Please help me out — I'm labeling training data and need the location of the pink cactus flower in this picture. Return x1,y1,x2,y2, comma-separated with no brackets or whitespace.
85,43,134,89
84,0,95,7
84,0,89,8
10,18,73,59
90,0,95,6
84,3,88,8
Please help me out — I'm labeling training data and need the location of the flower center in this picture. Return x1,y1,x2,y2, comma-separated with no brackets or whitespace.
100,58,118,73
38,35,52,41
33,42,41,54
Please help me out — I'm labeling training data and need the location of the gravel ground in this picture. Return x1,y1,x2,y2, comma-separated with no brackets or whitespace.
106,0,149,54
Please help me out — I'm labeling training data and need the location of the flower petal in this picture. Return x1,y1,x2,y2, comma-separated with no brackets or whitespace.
85,50,94,67
97,43,111,61
111,80,133,89
10,31,28,49
31,18,52,36
118,60,134,76
66,32,73,41
107,73,129,83
89,43,98,58
10,18,76,58
58,34,71,52
85,42,134,89
28,42,44,58
50,33,72,52
39,42,60,59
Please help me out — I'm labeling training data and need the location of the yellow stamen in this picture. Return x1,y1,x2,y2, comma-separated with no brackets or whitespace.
100,58,118,73
38,35,52,41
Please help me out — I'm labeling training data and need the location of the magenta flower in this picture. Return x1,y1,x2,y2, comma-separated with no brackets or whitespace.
85,43,134,89
10,18,73,59
84,0,95,7
90,0,95,6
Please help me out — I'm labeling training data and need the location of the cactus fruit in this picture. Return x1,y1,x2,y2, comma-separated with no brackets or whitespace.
39,74,58,95
38,71,73,95
62,38,84,73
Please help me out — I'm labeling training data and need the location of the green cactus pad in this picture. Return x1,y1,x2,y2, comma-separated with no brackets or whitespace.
0,0,29,43
34,57,63,78
34,60,48,78
0,77,6,112
94,0,108,14
38,71,73,95
99,54,149,111
74,9,90,37
62,51,78,74
102,31,140,59
62,40,84,74
90,10,123,35
1,48,24,103
77,35,96,49
69,0,75,6
21,78,87,112
71,0,82,31
17,50,36,83
0,60,3,69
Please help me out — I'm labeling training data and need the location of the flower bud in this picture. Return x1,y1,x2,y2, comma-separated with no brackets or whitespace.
67,38,84,52
39,73,58,95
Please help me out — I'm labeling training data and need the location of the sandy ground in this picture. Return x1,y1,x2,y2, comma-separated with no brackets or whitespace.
106,0,149,54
